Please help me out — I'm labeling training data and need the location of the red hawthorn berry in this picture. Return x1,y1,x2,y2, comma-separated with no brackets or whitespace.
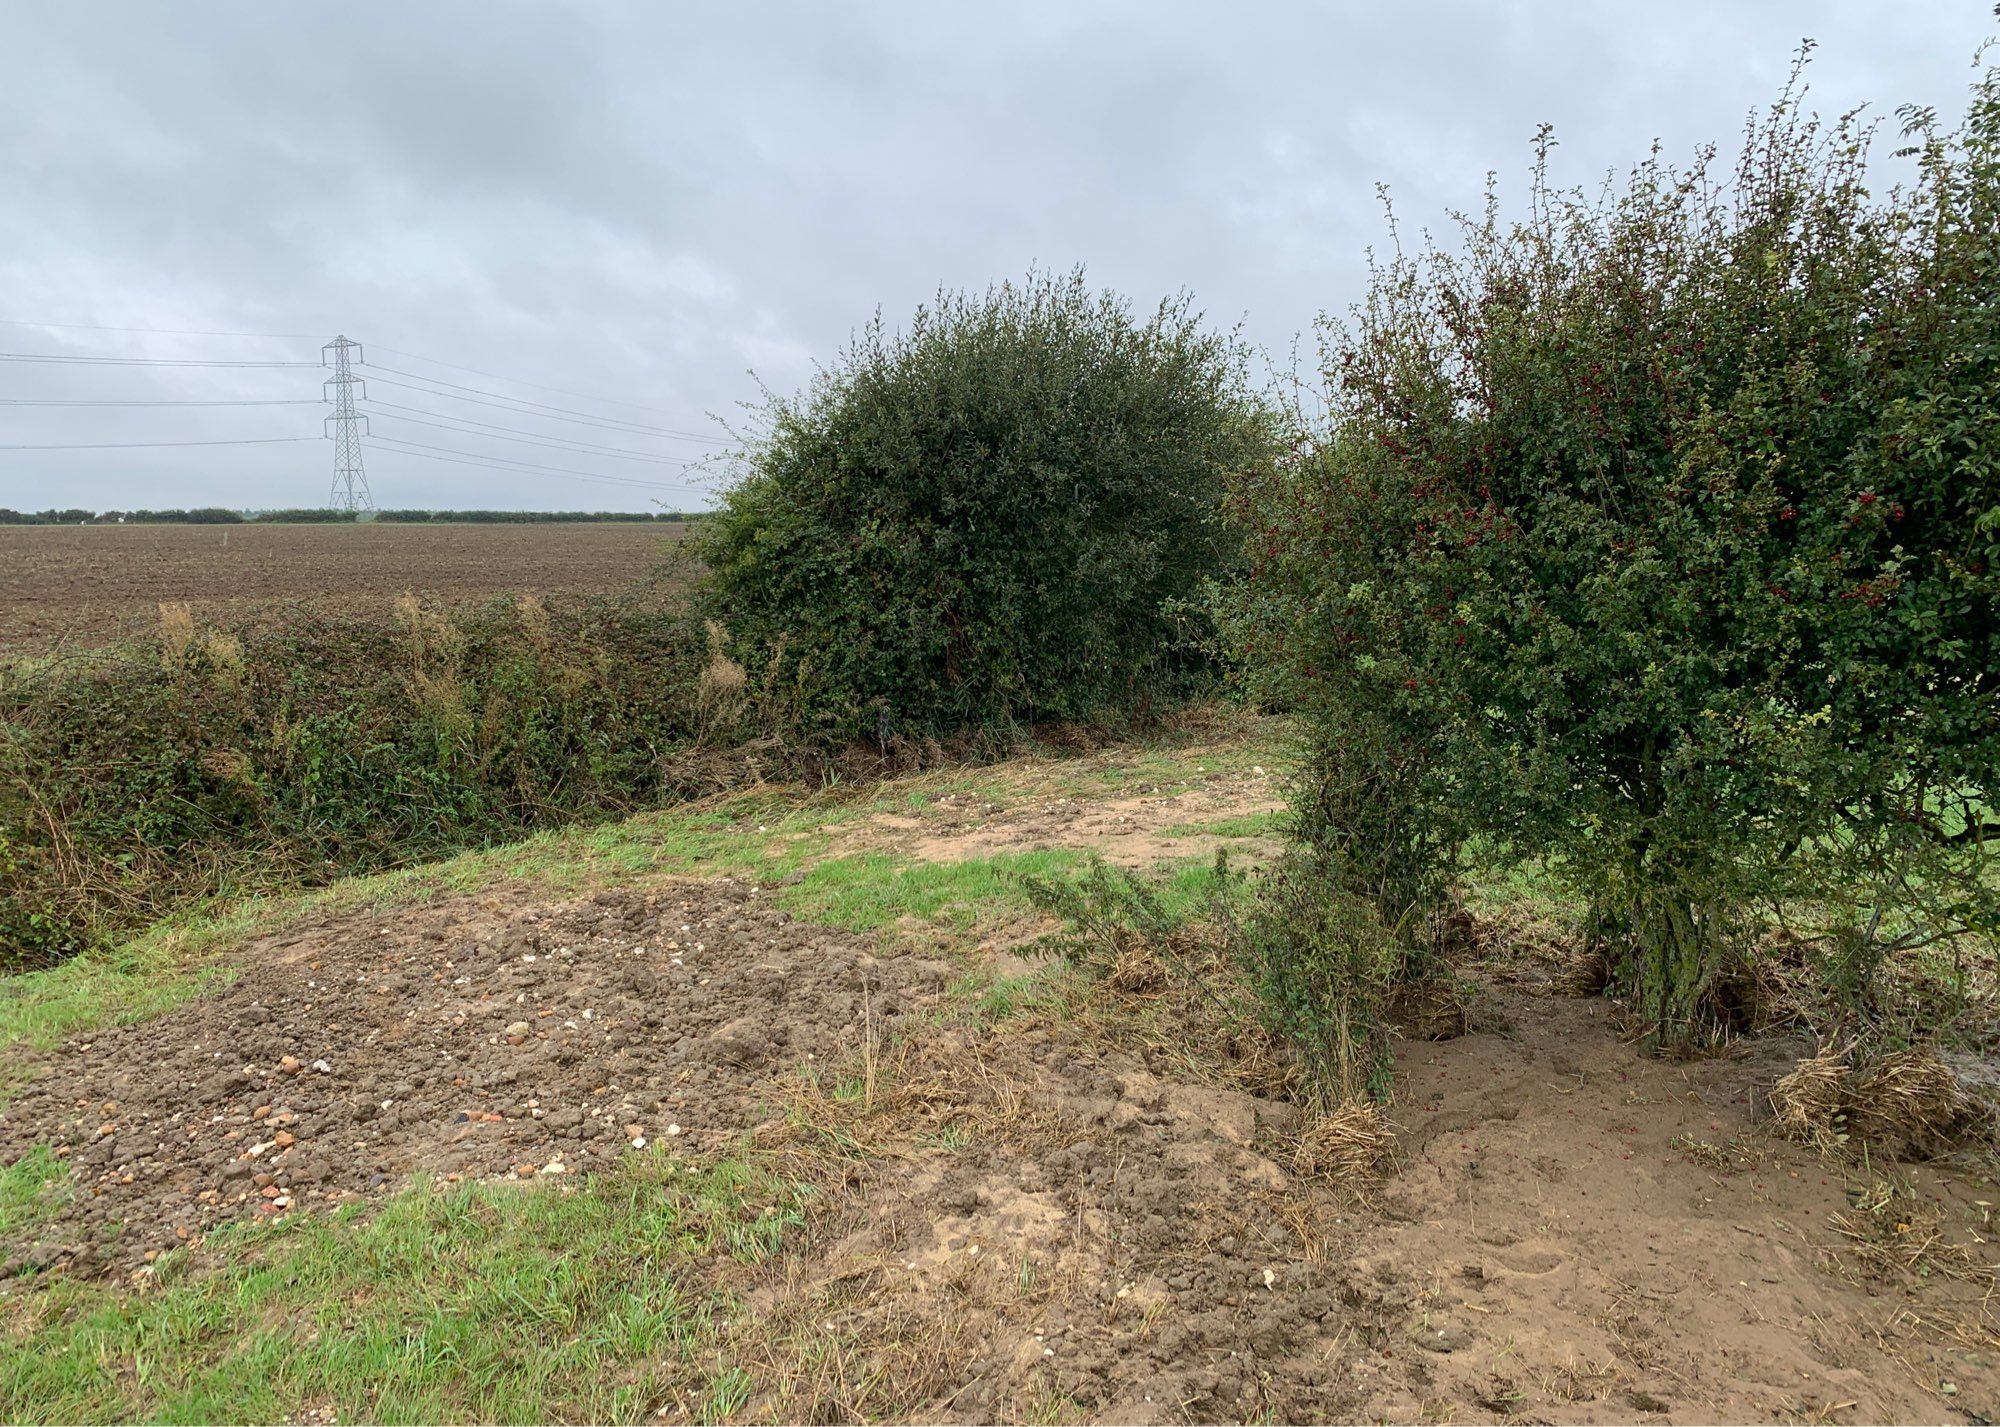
1859,491,1878,505
1781,507,1796,520
1891,505,1905,521
1404,678,1418,690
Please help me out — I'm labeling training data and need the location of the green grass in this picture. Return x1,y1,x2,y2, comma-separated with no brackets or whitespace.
949,966,1070,1023
1162,810,1284,840
1456,837,1577,916
0,718,1295,1422
1151,852,1248,922
1062,735,1281,793
783,847,1089,932
0,1153,805,1425
0,1146,69,1242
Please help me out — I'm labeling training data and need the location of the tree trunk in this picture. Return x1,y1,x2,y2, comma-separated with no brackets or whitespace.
1625,885,1728,1052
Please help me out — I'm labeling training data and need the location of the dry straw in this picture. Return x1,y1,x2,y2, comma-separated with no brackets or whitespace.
1849,1048,1979,1152
1772,1042,1983,1159
1771,1043,1855,1156
696,618,750,735
156,600,195,669
1290,1101,1396,1186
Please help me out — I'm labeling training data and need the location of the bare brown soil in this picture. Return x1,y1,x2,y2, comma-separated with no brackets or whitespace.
0,880,945,1276
1,757,1996,1422
731,953,2000,1423
849,774,1283,869
0,521,687,652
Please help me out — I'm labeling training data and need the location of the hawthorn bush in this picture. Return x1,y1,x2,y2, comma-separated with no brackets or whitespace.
697,270,1273,744
1227,55,2000,1048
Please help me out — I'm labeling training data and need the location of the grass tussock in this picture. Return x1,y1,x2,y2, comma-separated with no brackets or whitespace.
1019,852,1415,1189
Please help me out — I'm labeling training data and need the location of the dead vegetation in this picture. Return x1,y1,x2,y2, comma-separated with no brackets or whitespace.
1288,1101,1396,1183
1772,1043,1988,1161
1827,1176,2000,1291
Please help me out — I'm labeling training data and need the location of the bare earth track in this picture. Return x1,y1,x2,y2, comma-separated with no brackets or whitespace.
0,521,687,653
2,749,1997,1422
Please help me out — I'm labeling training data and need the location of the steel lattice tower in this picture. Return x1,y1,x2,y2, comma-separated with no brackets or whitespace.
322,335,373,512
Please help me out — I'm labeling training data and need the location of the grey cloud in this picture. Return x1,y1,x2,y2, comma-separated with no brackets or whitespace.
0,0,1985,510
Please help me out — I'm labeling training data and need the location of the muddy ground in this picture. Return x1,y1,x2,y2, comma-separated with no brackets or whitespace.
2,762,1997,1423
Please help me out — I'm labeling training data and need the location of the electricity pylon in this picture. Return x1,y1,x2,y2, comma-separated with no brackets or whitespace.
323,335,373,512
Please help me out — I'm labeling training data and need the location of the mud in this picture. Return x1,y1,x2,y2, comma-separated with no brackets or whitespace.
728,973,2000,1425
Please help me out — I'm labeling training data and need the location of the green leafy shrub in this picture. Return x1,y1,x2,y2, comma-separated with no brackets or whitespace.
697,269,1274,745
1218,854,1404,1106
1227,54,2000,1049
0,597,723,966
1020,853,1212,981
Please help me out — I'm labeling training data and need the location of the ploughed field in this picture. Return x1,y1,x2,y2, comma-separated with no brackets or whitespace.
0,521,689,653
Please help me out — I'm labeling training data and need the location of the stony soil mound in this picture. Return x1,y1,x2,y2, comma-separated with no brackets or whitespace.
0,880,946,1277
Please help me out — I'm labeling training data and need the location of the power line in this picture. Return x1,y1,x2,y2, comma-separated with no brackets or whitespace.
0,318,324,340
365,434,696,488
366,405,708,465
362,364,719,440
365,439,704,496
0,436,321,451
369,343,694,419
0,397,321,407
363,435,706,494
1,325,712,422
0,352,319,368
360,374,719,442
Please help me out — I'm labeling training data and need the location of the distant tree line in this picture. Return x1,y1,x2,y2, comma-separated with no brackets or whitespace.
370,509,691,523
0,508,691,525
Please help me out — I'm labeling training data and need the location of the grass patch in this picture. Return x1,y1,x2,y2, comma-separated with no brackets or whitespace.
1162,810,1283,840
950,966,1072,1024
0,1146,70,1242
782,848,1088,932
0,1153,807,1425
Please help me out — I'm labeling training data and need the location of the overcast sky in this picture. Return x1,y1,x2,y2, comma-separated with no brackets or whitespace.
0,2,1988,513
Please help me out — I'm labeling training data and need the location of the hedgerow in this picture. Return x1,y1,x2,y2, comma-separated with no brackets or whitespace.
0,597,722,967
1226,52,2000,1050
